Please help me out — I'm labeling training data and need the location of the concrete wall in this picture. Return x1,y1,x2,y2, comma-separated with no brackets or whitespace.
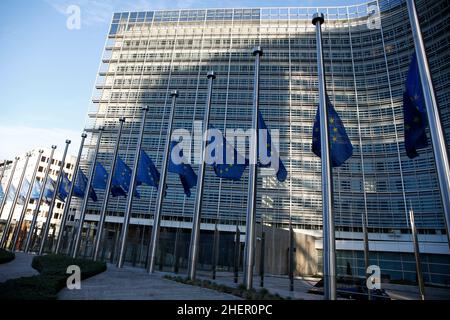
254,224,318,277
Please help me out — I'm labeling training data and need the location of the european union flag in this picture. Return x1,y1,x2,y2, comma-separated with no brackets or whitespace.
92,162,108,190
18,179,29,204
43,178,56,202
136,150,160,188
31,180,41,199
33,180,43,200
20,178,40,201
209,134,248,181
4,182,27,205
111,156,140,198
312,95,353,167
403,53,428,159
20,179,30,198
73,169,98,202
7,184,17,202
168,141,197,197
258,111,288,182
30,179,52,201
57,173,71,202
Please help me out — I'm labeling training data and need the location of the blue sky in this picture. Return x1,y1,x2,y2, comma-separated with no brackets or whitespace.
0,0,362,159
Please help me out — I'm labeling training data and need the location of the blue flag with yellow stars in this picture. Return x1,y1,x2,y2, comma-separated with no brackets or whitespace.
111,156,140,198
258,111,288,182
312,95,353,167
136,150,160,188
6,183,26,204
7,184,17,202
15,179,30,205
30,180,41,199
57,173,71,202
73,169,98,202
403,53,428,159
168,140,197,197
92,162,108,190
210,134,248,181
43,178,56,202
29,180,41,200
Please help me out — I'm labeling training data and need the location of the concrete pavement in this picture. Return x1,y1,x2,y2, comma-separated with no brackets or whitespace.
58,264,241,300
2,253,449,300
0,252,39,283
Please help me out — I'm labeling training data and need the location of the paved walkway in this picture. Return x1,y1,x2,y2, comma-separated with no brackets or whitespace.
0,252,38,283
2,253,449,300
193,271,450,300
383,283,450,300
58,264,241,300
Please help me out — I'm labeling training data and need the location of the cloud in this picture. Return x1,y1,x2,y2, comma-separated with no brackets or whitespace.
0,125,81,160
45,0,115,26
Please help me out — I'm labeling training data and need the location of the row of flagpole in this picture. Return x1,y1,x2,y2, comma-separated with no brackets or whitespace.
39,142,71,256
1,154,30,248
73,130,103,259
56,134,87,254
11,150,43,251
0,2,448,299
309,1,449,299
93,121,123,261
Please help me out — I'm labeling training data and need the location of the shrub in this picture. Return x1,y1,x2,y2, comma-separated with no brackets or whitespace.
0,275,64,300
163,274,285,300
0,254,106,300
32,254,106,279
0,249,15,264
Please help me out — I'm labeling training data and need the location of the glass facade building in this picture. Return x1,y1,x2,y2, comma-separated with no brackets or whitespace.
70,0,450,285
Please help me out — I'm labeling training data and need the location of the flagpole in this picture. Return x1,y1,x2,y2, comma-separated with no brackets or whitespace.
188,71,216,280
55,133,87,254
0,157,19,231
211,223,220,280
148,91,179,273
38,140,71,255
244,46,262,290
117,107,148,268
1,153,31,249
172,225,179,273
234,223,240,283
409,204,425,300
406,0,450,246
24,147,56,253
72,128,104,258
289,217,295,292
362,213,371,300
259,230,265,287
11,150,43,251
312,13,336,300
93,118,125,261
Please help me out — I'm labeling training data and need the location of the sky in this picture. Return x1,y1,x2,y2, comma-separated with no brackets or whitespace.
0,0,362,160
